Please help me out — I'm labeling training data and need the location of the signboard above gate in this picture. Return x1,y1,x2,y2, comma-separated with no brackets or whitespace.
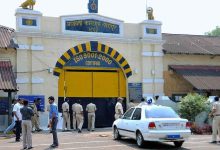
65,19,120,34
61,14,124,36
65,52,120,68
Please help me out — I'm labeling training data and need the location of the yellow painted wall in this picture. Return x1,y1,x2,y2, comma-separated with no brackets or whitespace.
164,54,220,96
164,54,220,71
15,11,164,105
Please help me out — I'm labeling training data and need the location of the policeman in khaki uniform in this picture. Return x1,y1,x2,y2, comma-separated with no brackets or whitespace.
86,102,97,131
115,97,124,120
75,100,84,133
72,102,77,131
210,96,220,143
127,99,135,110
62,98,70,131
32,99,42,132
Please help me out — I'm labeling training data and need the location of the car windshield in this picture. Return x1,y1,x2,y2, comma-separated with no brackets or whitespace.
145,106,179,118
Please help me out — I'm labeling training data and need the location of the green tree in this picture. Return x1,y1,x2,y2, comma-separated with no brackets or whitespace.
178,93,207,122
205,26,220,36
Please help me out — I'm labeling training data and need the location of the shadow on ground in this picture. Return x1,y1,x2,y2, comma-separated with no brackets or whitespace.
117,137,190,150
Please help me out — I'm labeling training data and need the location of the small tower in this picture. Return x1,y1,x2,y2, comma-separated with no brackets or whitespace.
88,0,98,13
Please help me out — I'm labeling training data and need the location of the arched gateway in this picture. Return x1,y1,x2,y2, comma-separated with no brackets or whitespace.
53,41,132,127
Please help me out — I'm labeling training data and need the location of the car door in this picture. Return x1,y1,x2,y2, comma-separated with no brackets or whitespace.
127,108,142,138
119,108,135,137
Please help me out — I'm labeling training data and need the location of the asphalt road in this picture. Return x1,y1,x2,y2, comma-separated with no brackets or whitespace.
0,128,219,150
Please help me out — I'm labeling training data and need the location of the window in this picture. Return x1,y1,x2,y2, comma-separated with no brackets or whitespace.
122,108,135,120
132,108,141,120
172,94,186,102
146,28,157,34
145,106,179,118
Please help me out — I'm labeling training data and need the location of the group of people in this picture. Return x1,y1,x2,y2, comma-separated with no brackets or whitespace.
12,98,34,149
3,96,59,149
61,98,97,133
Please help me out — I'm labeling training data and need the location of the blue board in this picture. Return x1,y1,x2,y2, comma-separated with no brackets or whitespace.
128,83,143,102
18,95,45,112
0,97,9,115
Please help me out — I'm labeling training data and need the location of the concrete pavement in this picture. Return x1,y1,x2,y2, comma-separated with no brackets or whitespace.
0,128,219,150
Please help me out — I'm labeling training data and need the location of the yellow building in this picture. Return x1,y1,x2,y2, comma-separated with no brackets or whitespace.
163,34,220,101
15,8,164,127
0,25,18,130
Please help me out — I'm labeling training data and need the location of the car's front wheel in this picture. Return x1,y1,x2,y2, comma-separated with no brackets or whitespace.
136,131,145,147
113,127,121,140
174,141,184,148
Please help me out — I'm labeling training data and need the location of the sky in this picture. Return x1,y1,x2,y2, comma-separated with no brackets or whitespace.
0,0,220,35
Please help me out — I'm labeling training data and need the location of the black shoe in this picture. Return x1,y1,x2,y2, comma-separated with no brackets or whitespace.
36,129,42,132
50,144,58,148
23,147,27,150
78,130,82,133
28,147,33,149
15,139,20,142
210,141,217,144
91,130,94,132
49,130,52,133
87,129,90,131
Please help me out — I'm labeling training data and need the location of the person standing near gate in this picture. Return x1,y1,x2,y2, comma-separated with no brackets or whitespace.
72,102,77,131
20,100,34,149
4,99,17,136
48,96,59,148
32,99,42,132
62,98,70,131
13,98,23,142
115,97,124,120
86,101,97,131
127,99,135,110
75,100,84,133
138,97,147,106
209,96,220,143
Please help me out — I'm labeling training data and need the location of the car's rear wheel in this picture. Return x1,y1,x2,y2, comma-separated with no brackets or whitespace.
113,127,121,140
136,131,144,147
174,141,184,148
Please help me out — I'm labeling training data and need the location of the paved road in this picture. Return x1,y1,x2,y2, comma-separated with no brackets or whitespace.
0,128,219,150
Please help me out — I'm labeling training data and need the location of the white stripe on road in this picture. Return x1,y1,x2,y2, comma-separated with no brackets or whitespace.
185,145,219,149
56,144,134,150
0,140,110,148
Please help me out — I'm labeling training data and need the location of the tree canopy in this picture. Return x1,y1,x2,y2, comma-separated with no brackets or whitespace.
205,26,220,36
178,93,207,122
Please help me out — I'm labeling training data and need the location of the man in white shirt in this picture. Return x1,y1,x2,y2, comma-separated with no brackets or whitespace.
115,97,124,120
13,98,23,142
75,101,84,133
127,99,135,110
210,96,220,143
62,98,70,131
72,103,77,131
86,102,97,131
138,98,147,106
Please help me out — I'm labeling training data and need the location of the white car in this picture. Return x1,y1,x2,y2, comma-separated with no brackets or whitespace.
112,104,191,148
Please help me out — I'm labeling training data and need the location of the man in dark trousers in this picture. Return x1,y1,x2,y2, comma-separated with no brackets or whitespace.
48,96,59,148
13,98,23,142
20,100,34,149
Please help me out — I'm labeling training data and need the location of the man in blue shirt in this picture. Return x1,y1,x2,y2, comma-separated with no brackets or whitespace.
48,96,59,148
